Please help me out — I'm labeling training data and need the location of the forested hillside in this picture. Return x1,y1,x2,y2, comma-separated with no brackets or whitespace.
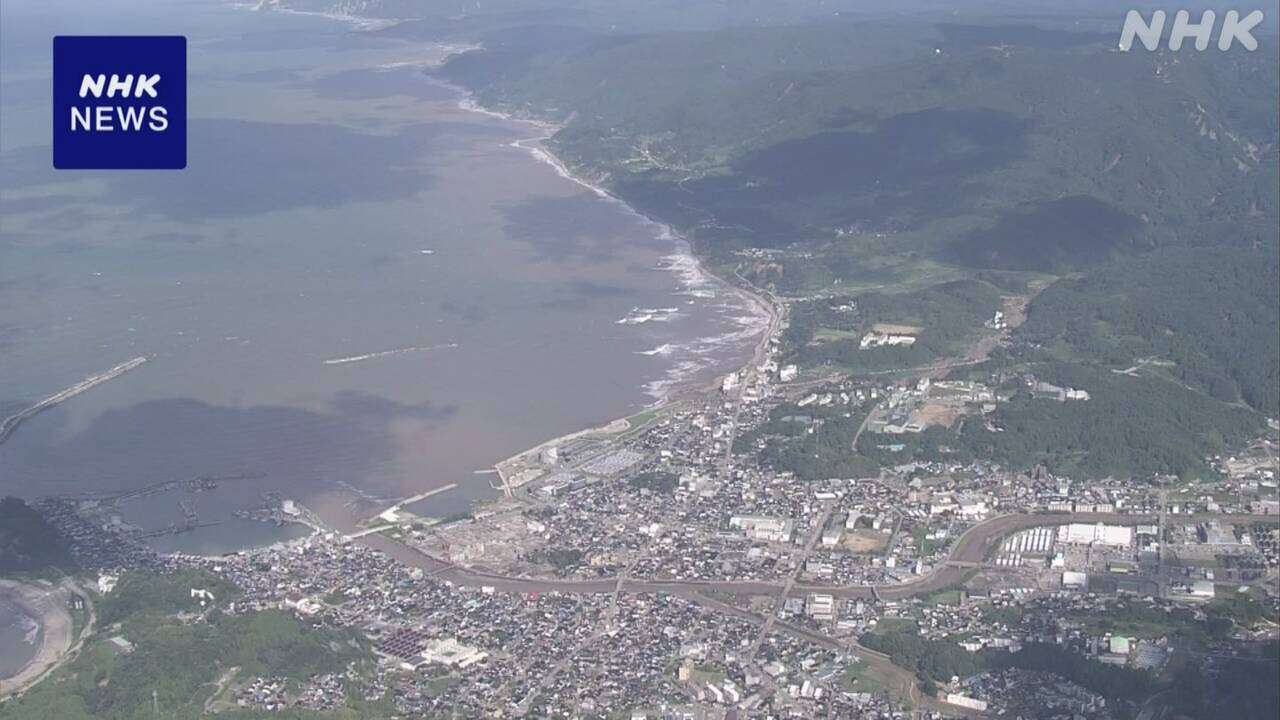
442,20,1276,267
417,11,1278,476
266,2,1280,476
1020,245,1280,414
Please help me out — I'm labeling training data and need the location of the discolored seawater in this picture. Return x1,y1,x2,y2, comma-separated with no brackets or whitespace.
0,0,765,554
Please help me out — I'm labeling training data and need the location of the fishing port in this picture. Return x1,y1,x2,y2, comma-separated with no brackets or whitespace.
37,472,267,563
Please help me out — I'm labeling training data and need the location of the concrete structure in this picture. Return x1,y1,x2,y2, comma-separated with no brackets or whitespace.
1057,523,1133,547
730,516,793,543
806,593,835,621
943,693,988,712
1189,580,1215,599
860,332,916,349
97,574,118,594
420,637,488,668
540,446,560,465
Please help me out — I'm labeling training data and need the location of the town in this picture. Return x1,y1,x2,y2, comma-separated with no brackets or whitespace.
20,308,1279,719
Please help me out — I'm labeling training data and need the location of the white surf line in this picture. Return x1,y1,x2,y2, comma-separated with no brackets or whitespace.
377,43,482,70
636,344,676,357
509,136,613,199
322,343,457,366
446,72,772,403
248,1,404,32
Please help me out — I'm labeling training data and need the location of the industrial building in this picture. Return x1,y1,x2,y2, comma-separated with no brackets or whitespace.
1057,523,1133,548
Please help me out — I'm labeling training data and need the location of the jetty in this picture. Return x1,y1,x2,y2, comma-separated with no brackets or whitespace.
0,356,148,446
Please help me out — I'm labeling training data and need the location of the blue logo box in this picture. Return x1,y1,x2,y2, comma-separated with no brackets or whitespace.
53,36,186,169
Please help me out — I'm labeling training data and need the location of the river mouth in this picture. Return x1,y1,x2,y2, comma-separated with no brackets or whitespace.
0,0,765,554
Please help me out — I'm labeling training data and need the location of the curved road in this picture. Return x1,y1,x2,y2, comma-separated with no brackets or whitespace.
352,512,1277,716
363,512,1279,601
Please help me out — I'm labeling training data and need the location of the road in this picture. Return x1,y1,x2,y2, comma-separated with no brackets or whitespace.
747,500,835,660
692,590,976,716
352,510,1276,716
363,512,1279,602
716,273,784,484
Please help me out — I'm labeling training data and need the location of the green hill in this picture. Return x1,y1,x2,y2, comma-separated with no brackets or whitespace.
424,11,1278,475
0,570,383,720
1020,245,1280,414
442,19,1276,267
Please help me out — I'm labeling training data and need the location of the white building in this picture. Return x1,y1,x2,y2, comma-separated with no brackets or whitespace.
1057,523,1133,547
729,515,793,543
420,637,488,668
860,332,916,349
944,694,989,712
806,593,835,621
721,372,740,394
283,595,321,616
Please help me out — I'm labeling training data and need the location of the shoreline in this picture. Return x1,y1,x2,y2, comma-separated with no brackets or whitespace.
245,1,407,32
204,6,780,535
0,579,75,700
430,71,781,501
432,59,776,375
403,41,775,406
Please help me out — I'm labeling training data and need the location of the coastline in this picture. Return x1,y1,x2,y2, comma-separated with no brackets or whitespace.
430,71,781,501
245,1,406,32
220,4,780,530
448,81,778,376
0,579,75,700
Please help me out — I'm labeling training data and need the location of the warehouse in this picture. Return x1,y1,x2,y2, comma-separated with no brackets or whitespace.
1057,523,1133,547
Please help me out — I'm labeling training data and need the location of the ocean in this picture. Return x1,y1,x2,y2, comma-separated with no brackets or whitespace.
0,0,767,554
0,596,39,680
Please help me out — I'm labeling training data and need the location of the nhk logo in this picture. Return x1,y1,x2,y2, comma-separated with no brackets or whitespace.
53,36,186,169
73,73,169,132
1119,9,1265,51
